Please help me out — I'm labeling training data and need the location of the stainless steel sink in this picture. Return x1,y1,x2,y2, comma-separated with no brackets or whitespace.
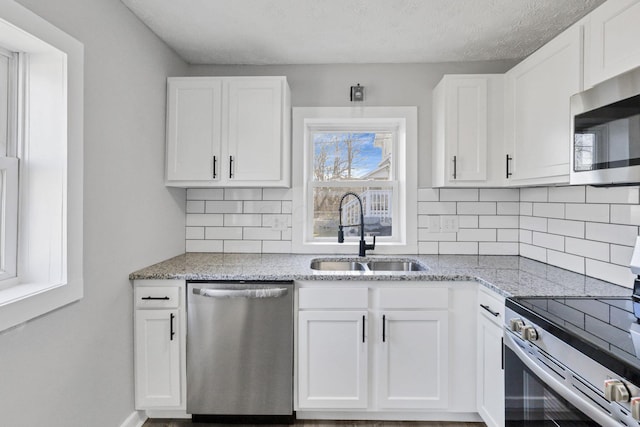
309,260,368,271
310,258,427,272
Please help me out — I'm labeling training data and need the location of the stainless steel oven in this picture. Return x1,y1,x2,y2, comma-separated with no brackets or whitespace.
570,66,640,186
505,297,640,426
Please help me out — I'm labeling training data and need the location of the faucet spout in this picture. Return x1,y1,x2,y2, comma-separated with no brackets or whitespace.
338,192,376,257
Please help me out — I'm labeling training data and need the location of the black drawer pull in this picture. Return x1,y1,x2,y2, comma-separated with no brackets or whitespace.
362,315,366,343
141,296,170,301
382,314,386,342
506,154,513,178
170,313,175,341
480,304,500,317
453,155,457,179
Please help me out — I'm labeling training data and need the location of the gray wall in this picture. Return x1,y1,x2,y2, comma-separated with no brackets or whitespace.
0,1,187,426
189,61,517,187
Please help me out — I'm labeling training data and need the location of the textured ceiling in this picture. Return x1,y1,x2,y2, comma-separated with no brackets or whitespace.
121,0,605,65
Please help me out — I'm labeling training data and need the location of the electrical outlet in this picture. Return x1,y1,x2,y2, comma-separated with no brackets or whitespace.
270,215,288,231
427,216,441,232
440,216,459,233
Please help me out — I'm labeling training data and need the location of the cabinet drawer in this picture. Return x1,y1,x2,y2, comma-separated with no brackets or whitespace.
478,287,505,326
298,287,368,309
135,286,181,309
377,287,448,309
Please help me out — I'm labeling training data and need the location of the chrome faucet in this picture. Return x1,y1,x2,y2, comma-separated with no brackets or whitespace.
338,192,376,257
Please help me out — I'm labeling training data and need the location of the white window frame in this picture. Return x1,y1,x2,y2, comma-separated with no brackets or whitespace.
292,107,417,255
0,0,83,332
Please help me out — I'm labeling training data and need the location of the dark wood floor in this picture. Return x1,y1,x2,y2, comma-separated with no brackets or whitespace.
143,420,486,427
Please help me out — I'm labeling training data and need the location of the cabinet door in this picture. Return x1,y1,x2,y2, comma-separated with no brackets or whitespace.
504,24,582,185
377,310,449,409
587,0,640,87
298,310,368,409
135,309,181,408
477,313,504,427
445,77,488,183
225,78,285,183
166,78,222,182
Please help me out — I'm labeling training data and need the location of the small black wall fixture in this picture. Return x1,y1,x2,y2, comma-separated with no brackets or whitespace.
350,83,364,102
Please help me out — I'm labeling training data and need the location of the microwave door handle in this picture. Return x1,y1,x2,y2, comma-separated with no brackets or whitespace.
504,332,619,427
193,288,288,299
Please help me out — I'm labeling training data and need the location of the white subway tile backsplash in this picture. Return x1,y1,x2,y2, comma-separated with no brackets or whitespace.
224,240,262,253
262,214,292,227
186,214,224,227
242,201,280,214
565,203,609,223
520,243,547,262
282,201,292,214
457,202,496,215
243,227,282,241
418,201,456,215
417,215,430,228
418,188,439,202
186,226,205,240
532,203,564,219
224,188,262,200
440,188,478,201
186,200,205,214
547,219,584,238
610,204,640,226
439,242,478,254
186,239,223,252
586,186,640,204
547,250,584,274
521,187,548,202
205,227,243,240
224,213,262,227
532,232,564,251
187,188,224,200
585,222,638,246
418,241,439,254
611,244,633,267
565,237,609,261
586,259,635,288
498,229,519,242
459,215,479,228
480,242,518,255
205,201,243,214
418,230,457,241
520,216,547,232
519,229,533,244
479,215,518,229
263,188,293,200
520,202,533,216
262,240,292,253
480,188,519,201
458,228,496,242
548,186,585,203
281,228,292,241
497,202,520,215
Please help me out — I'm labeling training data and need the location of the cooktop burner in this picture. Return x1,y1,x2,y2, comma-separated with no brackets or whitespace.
507,295,640,385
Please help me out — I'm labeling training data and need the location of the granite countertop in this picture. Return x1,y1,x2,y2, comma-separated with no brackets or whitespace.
129,253,632,298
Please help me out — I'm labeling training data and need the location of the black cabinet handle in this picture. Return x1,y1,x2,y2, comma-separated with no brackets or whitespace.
382,314,386,342
170,313,175,341
141,296,169,301
229,156,234,178
480,304,500,317
212,156,217,179
362,315,366,343
506,154,513,178
501,337,505,370
453,155,457,179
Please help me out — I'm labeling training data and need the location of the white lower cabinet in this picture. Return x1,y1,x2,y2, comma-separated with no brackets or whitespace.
476,287,505,427
134,280,186,412
296,281,476,419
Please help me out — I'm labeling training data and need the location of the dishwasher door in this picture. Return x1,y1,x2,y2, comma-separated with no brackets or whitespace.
186,281,293,417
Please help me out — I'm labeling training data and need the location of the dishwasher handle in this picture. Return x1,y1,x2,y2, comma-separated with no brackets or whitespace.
194,287,289,299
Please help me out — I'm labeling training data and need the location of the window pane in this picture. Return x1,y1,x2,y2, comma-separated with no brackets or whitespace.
313,131,392,181
313,186,393,238
0,53,8,157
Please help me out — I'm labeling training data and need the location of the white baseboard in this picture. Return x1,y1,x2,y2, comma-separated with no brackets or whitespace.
120,410,147,427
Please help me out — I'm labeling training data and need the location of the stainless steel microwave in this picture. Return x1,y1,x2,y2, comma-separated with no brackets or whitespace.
570,66,640,186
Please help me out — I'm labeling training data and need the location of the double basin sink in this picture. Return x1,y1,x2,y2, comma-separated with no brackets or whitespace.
310,258,427,272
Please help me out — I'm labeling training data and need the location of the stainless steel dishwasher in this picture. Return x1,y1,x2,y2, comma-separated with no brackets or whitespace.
186,280,294,422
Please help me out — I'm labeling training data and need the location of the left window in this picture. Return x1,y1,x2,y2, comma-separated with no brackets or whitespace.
0,0,83,332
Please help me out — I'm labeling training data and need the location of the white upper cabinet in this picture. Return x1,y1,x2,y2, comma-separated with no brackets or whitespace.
432,74,504,187
504,23,583,186
166,76,291,188
586,0,640,87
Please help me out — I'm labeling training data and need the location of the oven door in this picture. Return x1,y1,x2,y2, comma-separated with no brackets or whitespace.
504,331,617,427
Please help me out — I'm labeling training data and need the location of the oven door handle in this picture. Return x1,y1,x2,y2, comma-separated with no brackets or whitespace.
504,331,619,427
